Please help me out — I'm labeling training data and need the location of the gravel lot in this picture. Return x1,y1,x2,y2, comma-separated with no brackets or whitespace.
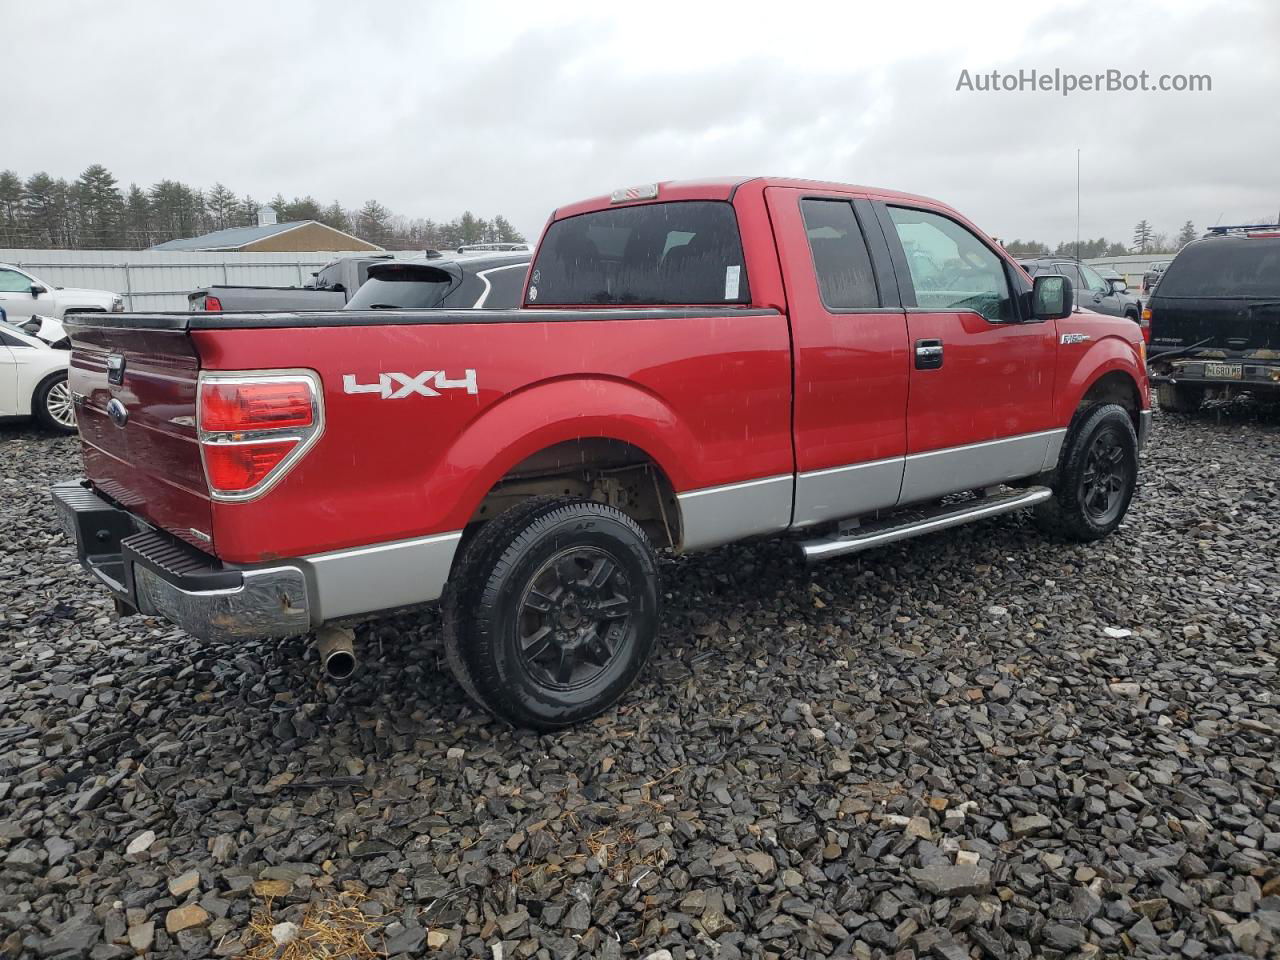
2,408,1277,960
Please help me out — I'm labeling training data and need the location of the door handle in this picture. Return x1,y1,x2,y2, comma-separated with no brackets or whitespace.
914,339,944,370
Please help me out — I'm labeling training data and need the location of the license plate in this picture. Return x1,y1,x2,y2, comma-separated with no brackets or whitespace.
1204,362,1242,379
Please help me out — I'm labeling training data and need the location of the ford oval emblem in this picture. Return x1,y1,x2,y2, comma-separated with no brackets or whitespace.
107,398,129,428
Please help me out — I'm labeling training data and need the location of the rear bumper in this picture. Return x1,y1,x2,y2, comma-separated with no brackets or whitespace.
1151,357,1280,391
52,480,311,642
52,479,463,641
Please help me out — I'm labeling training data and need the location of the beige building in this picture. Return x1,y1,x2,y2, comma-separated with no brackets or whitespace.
152,209,380,253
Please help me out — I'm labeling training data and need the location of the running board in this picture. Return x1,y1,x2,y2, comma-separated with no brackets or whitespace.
798,486,1053,564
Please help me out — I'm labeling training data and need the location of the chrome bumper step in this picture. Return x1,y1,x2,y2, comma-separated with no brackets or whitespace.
798,486,1053,563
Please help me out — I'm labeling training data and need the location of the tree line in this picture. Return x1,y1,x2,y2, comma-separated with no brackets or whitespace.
1004,217,1259,259
0,164,525,251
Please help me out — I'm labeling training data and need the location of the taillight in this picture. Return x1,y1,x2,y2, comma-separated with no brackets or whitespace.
201,380,314,432
1139,307,1152,343
197,372,323,501
204,295,223,312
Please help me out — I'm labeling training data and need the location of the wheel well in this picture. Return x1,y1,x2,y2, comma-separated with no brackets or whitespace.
33,367,67,396
470,438,682,549
1078,371,1141,433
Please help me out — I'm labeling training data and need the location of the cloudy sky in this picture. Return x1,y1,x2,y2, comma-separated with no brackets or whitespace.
8,0,1278,247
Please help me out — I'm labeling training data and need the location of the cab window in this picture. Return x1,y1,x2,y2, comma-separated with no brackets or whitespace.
801,199,879,309
528,201,749,306
1079,263,1109,293
888,207,1014,322
0,268,33,293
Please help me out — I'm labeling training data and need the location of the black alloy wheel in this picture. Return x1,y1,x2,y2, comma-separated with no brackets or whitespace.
1078,425,1132,526
516,546,637,690
442,497,660,729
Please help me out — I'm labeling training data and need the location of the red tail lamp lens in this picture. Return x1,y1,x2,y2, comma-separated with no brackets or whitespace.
204,295,223,311
200,380,314,433
203,440,298,492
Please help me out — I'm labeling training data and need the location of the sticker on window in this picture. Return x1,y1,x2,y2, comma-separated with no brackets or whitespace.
724,265,741,300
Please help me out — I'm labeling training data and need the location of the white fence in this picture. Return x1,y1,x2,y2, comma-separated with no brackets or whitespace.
0,249,426,311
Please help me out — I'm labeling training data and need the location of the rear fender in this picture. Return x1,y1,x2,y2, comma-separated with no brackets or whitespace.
432,376,699,531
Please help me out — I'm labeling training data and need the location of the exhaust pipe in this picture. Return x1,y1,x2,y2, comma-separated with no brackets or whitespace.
316,625,357,680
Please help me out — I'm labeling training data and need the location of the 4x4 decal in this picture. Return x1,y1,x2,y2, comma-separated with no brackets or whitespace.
342,370,478,399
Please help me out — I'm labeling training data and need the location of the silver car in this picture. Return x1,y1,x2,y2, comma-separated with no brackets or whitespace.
1018,258,1142,323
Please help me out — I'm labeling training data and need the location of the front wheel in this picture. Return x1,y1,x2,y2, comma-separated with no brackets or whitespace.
1035,404,1138,542
33,372,76,433
442,497,660,730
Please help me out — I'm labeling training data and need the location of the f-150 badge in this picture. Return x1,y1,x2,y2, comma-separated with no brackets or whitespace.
1060,333,1091,345
343,370,478,398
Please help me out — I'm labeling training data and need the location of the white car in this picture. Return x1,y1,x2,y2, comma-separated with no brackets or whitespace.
0,262,123,324
0,317,75,433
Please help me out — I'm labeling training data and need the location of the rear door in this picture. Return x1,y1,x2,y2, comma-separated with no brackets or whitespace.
876,202,1059,504
66,316,213,549
765,188,909,526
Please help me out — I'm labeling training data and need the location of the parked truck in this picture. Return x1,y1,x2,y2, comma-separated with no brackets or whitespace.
187,254,395,311
54,178,1150,729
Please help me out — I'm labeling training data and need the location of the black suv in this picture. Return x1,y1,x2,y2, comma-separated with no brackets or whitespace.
1019,258,1143,322
1146,227,1280,411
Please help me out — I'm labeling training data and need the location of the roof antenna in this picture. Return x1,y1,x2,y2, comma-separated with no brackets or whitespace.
1075,148,1081,262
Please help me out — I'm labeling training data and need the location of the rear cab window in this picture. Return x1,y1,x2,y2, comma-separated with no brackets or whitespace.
1157,239,1280,298
345,264,455,309
801,199,880,309
527,201,750,306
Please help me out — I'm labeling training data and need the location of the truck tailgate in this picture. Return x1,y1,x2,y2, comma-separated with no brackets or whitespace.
66,317,213,549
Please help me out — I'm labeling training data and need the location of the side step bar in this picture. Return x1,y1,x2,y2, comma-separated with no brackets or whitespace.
798,486,1053,564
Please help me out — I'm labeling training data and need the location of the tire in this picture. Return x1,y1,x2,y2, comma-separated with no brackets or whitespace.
1035,403,1138,542
33,372,76,433
1156,382,1203,414
441,497,660,730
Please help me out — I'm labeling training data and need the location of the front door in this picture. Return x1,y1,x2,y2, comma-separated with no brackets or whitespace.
877,203,1060,504
1076,262,1122,317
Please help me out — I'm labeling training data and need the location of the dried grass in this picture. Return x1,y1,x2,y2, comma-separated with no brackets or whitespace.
237,893,387,960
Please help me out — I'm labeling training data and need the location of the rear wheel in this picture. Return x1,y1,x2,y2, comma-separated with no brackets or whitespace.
33,372,76,433
442,497,660,730
1156,382,1204,414
1035,403,1138,542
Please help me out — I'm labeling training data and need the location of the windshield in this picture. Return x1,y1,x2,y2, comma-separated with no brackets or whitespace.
1157,239,1280,298
527,201,750,306
344,264,455,309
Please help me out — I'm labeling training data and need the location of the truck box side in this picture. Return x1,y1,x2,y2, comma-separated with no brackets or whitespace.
187,307,794,563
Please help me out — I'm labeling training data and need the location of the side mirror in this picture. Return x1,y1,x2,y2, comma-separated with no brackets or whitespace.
30,284,46,297
1031,274,1073,320
21,318,42,334
1108,278,1128,294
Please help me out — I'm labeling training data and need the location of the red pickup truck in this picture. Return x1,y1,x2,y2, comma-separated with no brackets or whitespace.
54,178,1150,729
